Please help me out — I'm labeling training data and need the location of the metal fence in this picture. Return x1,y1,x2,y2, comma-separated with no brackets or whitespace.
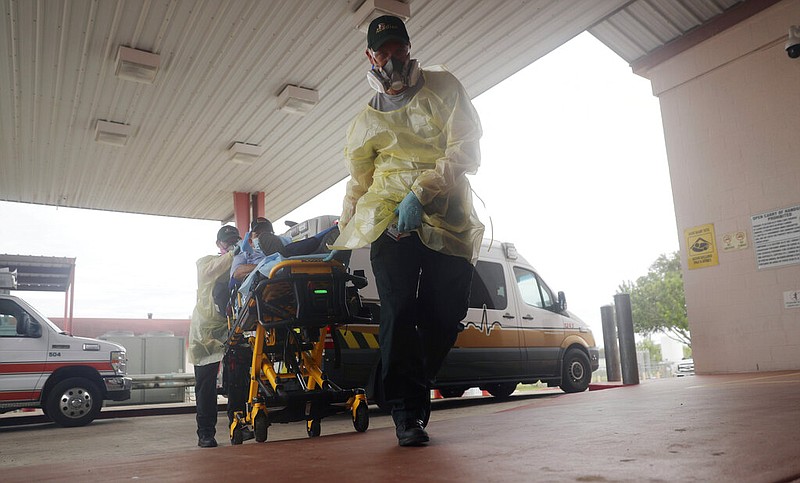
592,350,680,382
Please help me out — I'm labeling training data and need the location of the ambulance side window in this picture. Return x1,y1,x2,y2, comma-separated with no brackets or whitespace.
469,261,507,310
0,300,23,337
513,267,554,310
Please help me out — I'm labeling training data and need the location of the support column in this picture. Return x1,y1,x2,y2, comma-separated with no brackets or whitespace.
600,305,622,382
63,265,75,334
68,266,75,334
233,192,251,237
251,192,265,222
614,293,639,385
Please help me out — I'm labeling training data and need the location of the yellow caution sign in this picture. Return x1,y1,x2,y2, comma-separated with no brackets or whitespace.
685,223,719,269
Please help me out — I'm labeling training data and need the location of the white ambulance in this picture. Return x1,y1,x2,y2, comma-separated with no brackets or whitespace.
0,294,131,426
283,216,599,406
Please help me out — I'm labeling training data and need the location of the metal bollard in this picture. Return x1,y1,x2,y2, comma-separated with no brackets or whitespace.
600,305,622,382
614,293,639,385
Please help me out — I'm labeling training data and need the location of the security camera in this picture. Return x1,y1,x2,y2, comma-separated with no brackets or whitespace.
787,25,800,59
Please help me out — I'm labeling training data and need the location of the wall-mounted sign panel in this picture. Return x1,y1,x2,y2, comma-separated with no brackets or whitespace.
785,291,800,309
685,223,719,270
751,204,800,270
721,231,748,252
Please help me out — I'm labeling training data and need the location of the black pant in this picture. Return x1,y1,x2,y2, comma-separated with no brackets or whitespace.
194,362,220,439
370,233,474,426
224,346,252,425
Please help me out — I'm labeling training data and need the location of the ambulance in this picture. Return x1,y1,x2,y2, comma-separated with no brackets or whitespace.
283,216,600,407
0,293,131,426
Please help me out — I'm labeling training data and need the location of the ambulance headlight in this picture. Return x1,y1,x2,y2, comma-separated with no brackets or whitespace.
111,351,127,375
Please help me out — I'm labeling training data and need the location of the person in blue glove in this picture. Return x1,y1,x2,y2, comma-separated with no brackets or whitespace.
229,220,279,282
189,225,241,448
327,15,484,447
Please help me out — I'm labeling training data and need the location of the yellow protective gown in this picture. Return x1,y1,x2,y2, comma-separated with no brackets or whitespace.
330,67,485,263
188,251,234,366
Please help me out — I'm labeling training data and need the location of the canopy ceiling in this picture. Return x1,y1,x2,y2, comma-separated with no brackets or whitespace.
0,0,753,222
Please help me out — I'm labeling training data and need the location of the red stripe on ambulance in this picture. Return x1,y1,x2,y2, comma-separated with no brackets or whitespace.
0,361,113,374
0,390,41,401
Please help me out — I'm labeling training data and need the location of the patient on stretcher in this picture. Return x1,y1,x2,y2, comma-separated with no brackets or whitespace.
237,227,348,297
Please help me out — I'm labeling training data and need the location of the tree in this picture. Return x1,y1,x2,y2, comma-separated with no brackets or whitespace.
617,252,691,347
637,338,662,362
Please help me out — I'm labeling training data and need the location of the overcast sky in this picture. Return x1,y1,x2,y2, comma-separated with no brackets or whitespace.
0,32,678,344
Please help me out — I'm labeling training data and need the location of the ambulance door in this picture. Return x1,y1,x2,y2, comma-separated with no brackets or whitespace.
512,266,564,378
0,299,48,405
441,260,523,381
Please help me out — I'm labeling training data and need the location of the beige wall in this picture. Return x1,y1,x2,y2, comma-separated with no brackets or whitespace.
642,0,800,373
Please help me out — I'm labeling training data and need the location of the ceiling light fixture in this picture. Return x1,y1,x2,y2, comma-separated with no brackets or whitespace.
352,0,411,33
115,46,160,84
95,120,133,147
276,85,319,115
228,142,262,165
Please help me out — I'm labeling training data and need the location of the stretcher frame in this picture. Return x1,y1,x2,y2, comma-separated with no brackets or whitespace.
226,258,370,444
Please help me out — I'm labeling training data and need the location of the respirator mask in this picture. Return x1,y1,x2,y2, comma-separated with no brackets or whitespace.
367,57,420,93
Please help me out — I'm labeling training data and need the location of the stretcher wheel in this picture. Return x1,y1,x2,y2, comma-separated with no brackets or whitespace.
254,413,268,443
307,419,321,437
231,426,243,445
353,402,369,433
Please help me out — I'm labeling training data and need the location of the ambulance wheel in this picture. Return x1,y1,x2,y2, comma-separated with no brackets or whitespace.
231,426,243,445
561,348,591,393
307,418,321,437
439,387,465,398
353,403,369,433
254,413,269,442
486,382,517,399
45,377,102,427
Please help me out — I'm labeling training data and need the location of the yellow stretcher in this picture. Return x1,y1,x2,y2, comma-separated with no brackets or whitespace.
226,258,370,444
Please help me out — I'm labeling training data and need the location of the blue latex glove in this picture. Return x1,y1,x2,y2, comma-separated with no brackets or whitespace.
238,231,253,255
322,250,339,262
395,191,423,232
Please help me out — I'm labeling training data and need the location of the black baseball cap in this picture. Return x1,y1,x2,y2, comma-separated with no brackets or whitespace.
250,217,270,231
367,15,409,51
251,219,274,235
216,225,241,243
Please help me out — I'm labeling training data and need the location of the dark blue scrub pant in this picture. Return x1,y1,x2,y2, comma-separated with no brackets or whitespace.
370,233,474,426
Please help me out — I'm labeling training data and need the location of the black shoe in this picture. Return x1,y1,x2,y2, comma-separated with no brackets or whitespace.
197,436,218,448
242,428,254,442
396,419,429,447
